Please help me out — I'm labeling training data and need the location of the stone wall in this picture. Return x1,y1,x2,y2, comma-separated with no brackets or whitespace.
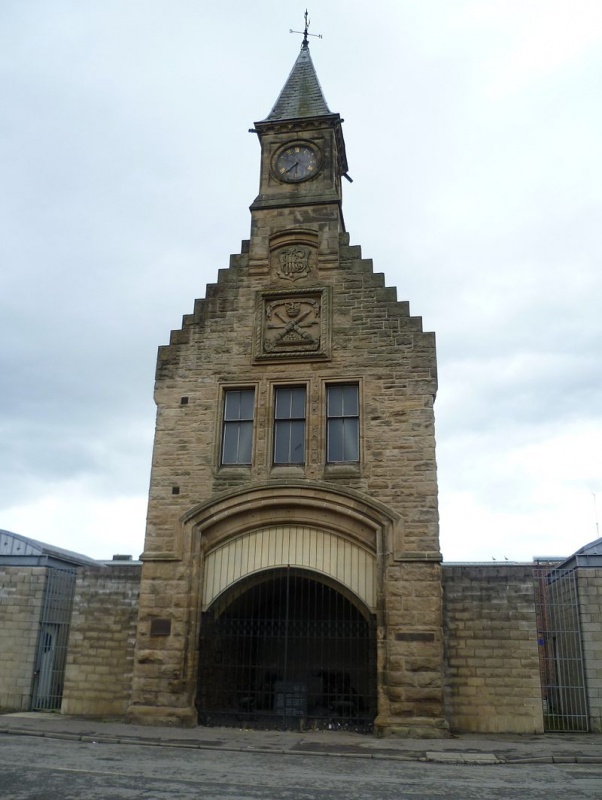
0,566,46,710
442,565,543,733
577,567,602,732
62,563,141,717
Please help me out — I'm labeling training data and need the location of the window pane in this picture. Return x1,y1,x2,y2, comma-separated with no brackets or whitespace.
274,420,305,464
222,424,239,464
290,387,305,418
340,418,359,461
225,389,254,421
327,418,344,462
237,420,253,463
222,389,254,464
341,385,358,416
224,391,240,421
239,389,255,420
289,419,305,462
326,384,359,463
274,421,289,463
223,420,253,464
275,389,290,419
273,387,306,464
275,387,305,419
327,384,358,417
327,385,344,417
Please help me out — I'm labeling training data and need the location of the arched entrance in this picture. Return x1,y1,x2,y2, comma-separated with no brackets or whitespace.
197,567,376,732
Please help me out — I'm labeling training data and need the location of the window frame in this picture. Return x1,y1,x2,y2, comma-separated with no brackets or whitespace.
325,382,360,464
272,385,307,466
220,387,256,466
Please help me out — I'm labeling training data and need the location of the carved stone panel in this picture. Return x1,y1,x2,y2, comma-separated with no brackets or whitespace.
254,287,331,361
273,245,314,281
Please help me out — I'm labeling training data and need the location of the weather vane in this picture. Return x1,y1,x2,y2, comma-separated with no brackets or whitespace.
290,9,322,47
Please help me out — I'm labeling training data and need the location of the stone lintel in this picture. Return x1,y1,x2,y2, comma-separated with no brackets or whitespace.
140,553,181,563
394,552,442,563
250,196,342,213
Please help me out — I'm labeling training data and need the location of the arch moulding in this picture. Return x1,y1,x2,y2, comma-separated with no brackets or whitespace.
181,480,401,559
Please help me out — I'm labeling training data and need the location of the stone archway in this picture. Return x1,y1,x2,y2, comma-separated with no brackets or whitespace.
181,482,399,731
183,482,400,560
197,566,376,731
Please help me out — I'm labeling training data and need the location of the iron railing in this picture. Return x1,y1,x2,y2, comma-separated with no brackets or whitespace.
534,567,589,731
197,567,376,732
31,567,76,711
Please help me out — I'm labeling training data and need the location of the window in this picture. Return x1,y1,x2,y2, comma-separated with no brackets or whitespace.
222,389,254,465
274,387,306,464
326,384,359,463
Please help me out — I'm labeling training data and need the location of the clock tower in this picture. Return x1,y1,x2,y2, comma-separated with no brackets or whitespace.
248,38,348,274
127,34,447,738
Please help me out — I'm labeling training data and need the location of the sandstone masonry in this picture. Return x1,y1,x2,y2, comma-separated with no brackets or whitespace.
62,563,141,717
0,566,46,711
443,564,543,733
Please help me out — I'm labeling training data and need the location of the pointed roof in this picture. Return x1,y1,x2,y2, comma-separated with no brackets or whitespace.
264,44,331,121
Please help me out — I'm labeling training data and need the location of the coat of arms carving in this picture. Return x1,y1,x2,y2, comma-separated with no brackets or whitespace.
255,288,331,361
265,297,320,352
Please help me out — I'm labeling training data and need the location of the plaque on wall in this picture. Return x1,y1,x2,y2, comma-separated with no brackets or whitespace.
273,245,314,281
254,287,331,361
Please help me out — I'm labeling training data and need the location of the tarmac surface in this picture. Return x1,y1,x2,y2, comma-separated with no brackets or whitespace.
1,712,601,765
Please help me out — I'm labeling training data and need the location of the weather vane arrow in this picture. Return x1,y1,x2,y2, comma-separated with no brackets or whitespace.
290,9,322,47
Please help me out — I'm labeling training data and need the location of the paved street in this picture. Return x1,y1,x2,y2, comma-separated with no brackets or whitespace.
1,735,601,799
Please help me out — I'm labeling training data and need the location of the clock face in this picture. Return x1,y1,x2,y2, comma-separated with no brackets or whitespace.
274,143,320,183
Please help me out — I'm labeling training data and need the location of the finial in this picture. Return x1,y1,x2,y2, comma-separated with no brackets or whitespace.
290,9,322,49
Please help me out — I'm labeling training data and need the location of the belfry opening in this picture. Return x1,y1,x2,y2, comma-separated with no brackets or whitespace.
197,567,376,731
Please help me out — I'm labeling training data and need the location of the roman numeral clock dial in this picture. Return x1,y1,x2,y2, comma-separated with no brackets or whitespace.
274,142,321,183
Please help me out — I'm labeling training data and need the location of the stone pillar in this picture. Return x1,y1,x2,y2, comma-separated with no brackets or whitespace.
375,561,447,737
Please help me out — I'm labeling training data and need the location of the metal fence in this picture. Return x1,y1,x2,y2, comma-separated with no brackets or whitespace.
533,567,589,731
197,567,376,732
31,567,76,711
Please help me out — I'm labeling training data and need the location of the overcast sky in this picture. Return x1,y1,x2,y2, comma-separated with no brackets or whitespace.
1,1,601,562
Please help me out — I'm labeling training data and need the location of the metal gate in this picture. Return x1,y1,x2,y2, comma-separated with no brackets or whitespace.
197,567,376,732
534,567,589,731
31,567,76,711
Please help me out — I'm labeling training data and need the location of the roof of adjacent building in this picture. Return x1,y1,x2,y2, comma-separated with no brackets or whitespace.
574,536,602,556
548,536,602,571
263,43,332,121
0,528,98,566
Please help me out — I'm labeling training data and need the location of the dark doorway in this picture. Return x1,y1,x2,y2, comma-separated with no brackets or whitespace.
197,568,376,732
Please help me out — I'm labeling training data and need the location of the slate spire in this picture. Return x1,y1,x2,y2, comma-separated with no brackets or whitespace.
264,43,331,121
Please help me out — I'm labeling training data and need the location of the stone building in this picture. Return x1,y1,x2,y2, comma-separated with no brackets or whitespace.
2,40,601,737
125,39,445,737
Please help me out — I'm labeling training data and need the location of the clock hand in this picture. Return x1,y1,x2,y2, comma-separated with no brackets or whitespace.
285,161,299,173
